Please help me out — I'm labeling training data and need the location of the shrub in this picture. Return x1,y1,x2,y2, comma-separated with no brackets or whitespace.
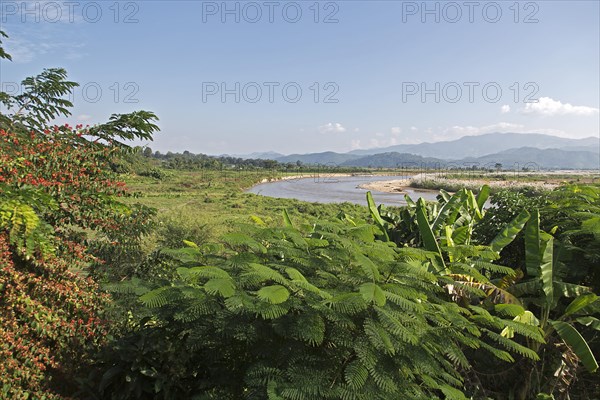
86,216,541,399
0,30,160,398
0,129,113,398
139,167,173,180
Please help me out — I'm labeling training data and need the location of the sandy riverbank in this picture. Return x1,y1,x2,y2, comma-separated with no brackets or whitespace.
359,173,560,194
359,178,413,194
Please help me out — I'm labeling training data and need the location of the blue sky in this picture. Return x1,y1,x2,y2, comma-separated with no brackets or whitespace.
1,0,599,154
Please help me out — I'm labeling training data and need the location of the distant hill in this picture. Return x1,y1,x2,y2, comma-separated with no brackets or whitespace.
275,151,360,165
349,133,599,160
231,151,285,160
560,145,600,153
233,132,599,170
466,147,600,170
340,152,446,168
272,147,598,170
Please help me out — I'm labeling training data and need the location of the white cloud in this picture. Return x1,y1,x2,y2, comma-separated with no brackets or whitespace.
4,37,36,63
391,127,402,135
77,114,92,121
350,139,362,150
65,48,87,60
501,105,511,114
435,122,569,142
521,97,599,116
318,122,346,134
349,121,586,149
11,1,86,23
4,35,85,63
349,131,407,150
443,122,525,137
356,131,411,149
369,137,399,148
410,126,418,132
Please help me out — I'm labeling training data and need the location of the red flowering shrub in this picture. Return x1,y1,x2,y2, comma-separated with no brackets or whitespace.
0,126,158,398
0,233,107,399
0,29,159,398
1,127,129,228
0,129,109,397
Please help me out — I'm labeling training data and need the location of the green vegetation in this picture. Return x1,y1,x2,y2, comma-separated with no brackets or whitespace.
1,31,598,399
0,31,159,398
85,216,544,399
122,171,370,240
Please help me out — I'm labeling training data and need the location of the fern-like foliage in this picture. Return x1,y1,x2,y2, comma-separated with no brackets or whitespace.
95,213,546,399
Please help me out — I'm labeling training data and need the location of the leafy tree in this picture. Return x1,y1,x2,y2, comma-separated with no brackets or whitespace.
0,68,78,132
0,31,159,398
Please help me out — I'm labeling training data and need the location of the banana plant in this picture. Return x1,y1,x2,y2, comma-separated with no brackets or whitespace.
486,210,600,399
367,187,531,304
366,186,490,248
366,187,599,398
422,197,531,305
507,210,600,396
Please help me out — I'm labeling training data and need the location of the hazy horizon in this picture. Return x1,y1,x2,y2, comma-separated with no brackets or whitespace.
219,131,600,158
1,1,599,154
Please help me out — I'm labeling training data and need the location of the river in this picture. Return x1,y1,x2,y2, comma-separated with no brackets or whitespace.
246,175,441,207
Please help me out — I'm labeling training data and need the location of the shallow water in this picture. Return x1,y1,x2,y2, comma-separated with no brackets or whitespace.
246,175,441,207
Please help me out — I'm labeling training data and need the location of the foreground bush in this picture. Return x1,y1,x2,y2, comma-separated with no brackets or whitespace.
85,213,547,400
0,128,114,397
0,125,156,398
0,30,160,398
0,232,107,398
371,187,600,398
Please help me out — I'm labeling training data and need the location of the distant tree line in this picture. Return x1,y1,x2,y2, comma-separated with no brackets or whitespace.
134,147,373,174
137,147,286,170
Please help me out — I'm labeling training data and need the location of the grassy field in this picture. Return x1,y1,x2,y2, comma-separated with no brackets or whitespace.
122,170,373,242
121,168,599,247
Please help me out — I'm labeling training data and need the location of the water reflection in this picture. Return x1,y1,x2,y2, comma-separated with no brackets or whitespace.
246,175,441,207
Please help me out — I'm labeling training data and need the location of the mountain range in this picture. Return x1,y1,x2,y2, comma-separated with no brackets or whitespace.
347,133,599,160
235,133,600,170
